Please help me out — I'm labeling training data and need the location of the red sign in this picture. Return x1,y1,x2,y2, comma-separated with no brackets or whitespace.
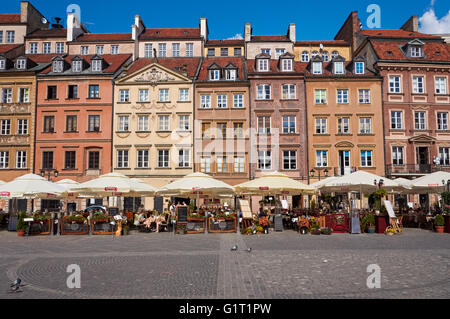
0,192,10,197
46,193,57,198
105,187,118,192
281,191,290,195
259,187,269,191
428,184,440,187
193,191,203,195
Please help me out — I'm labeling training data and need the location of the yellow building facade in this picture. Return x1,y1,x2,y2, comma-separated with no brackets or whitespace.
294,41,352,62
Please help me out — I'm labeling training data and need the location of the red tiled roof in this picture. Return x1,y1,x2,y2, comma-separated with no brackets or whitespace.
25,28,67,39
125,57,201,78
74,33,133,42
40,54,132,74
24,54,59,64
360,29,441,39
0,14,21,24
0,44,22,54
251,35,290,42
247,59,306,74
139,28,201,40
205,39,245,46
295,40,349,46
197,57,246,81
370,39,450,62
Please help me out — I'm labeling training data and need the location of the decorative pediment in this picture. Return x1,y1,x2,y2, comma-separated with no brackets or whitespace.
408,38,425,46
335,141,354,148
134,66,177,83
118,62,190,85
224,62,237,69
408,134,436,144
208,62,221,70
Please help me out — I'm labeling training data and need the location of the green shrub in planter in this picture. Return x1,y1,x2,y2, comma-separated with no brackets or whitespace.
16,212,28,232
434,214,445,227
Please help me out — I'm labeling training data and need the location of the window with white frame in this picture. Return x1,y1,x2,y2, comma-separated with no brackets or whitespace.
322,51,329,62
314,89,327,104
282,58,293,72
282,116,296,134
360,150,373,167
217,94,227,108
439,147,450,166
52,60,63,73
172,43,180,57
275,49,286,59
389,75,401,93
29,42,38,54
221,48,228,57
6,31,15,43
96,45,104,55
437,112,448,130
233,94,243,108
119,89,129,102
257,84,271,100
283,150,297,170
118,116,129,132
178,115,190,131
257,59,269,72
186,43,193,57
234,156,245,173
158,150,169,168
411,46,422,57
0,59,5,70
414,111,426,130
137,150,149,168
392,146,404,166
17,119,28,135
258,151,271,170
412,76,424,93
201,157,211,173
217,122,227,139
56,42,65,54
337,89,349,104
72,60,82,72
358,89,371,104
159,89,169,102
261,49,271,55
137,116,149,132
18,88,29,103
216,156,227,172
355,61,365,74
111,45,119,55
225,69,236,80
359,117,372,134
338,117,350,134
139,89,149,102
0,151,9,169
178,149,190,167
257,116,271,134
81,46,89,55
233,122,243,138
282,84,296,99
92,60,102,72
117,150,129,168
16,150,26,169
179,88,189,101
200,94,211,108
158,115,170,131
334,61,344,74
158,43,167,57
391,111,403,129
43,42,51,54
210,69,220,80
301,51,309,62
145,44,152,57
315,118,327,134
16,58,26,69
316,150,328,167
435,77,447,94
1,119,11,135
1,88,12,103
312,62,322,74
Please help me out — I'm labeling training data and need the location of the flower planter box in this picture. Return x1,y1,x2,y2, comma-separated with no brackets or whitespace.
91,219,115,235
208,217,237,233
28,220,51,236
375,215,389,234
61,217,89,235
186,217,206,234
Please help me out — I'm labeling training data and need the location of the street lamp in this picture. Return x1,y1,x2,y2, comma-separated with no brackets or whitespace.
310,168,329,182
41,169,58,181
374,179,384,189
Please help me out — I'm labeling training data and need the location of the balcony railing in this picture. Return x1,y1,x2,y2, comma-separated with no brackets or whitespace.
387,164,450,176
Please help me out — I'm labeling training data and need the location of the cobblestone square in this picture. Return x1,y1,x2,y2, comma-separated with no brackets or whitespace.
0,229,448,299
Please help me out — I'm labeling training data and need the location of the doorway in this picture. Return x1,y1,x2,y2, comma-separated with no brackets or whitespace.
416,147,430,173
338,150,351,176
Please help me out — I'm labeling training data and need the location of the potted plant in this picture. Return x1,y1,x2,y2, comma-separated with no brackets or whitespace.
311,224,321,235
122,225,130,235
363,213,376,234
385,227,395,236
177,224,187,235
16,212,28,237
320,227,332,235
434,214,445,233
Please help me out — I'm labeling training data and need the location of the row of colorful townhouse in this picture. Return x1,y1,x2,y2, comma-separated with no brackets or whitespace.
0,2,449,211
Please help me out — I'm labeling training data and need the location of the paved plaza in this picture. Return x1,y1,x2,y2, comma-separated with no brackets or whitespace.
0,229,449,299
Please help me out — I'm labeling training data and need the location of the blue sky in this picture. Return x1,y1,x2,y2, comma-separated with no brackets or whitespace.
3,0,450,39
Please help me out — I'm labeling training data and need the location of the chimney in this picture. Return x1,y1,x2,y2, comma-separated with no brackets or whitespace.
132,15,145,40
67,12,84,42
400,16,419,33
335,11,361,53
288,23,296,42
245,23,252,42
200,17,208,41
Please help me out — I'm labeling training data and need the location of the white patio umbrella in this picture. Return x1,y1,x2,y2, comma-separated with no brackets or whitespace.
318,171,401,193
409,171,450,194
157,172,235,198
55,179,80,198
70,172,133,197
0,174,66,199
128,178,157,197
0,180,5,186
310,176,340,190
234,171,315,196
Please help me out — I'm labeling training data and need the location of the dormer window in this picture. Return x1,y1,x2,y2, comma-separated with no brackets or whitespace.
411,46,422,57
281,58,293,72
226,69,236,80
72,60,82,72
334,61,344,74
16,58,26,70
258,59,269,72
355,61,365,74
331,51,339,59
405,39,425,58
209,69,220,80
92,59,102,72
0,59,5,70
312,61,322,74
52,60,63,73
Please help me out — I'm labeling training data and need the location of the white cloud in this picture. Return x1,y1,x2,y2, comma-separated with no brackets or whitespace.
227,33,243,40
419,8,450,34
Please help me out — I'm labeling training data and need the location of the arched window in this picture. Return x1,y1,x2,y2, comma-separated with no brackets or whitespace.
331,51,339,59
311,50,319,58
322,51,329,62
301,51,309,62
